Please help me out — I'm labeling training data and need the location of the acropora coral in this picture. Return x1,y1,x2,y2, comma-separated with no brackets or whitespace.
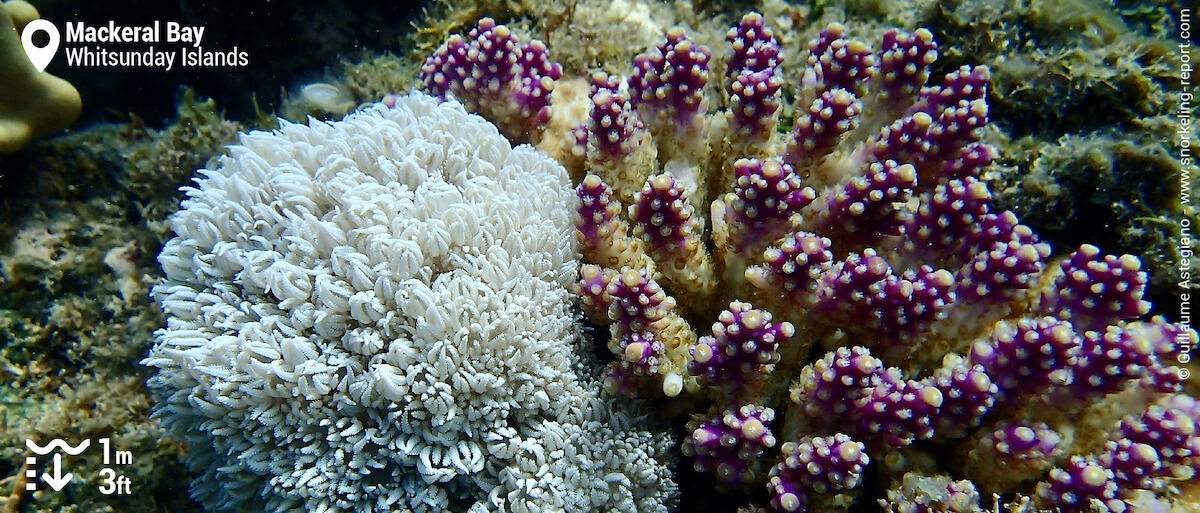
418,11,1198,513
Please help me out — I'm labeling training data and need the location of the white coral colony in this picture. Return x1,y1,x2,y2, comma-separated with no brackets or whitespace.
144,93,677,513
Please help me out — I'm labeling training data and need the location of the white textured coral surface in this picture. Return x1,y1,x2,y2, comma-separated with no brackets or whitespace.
144,93,676,513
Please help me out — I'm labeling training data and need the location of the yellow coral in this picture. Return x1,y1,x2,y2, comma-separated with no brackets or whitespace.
0,1,81,153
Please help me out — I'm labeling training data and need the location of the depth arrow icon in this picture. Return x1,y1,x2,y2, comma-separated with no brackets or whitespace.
42,453,72,491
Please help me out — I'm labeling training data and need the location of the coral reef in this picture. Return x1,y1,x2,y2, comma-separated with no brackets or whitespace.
0,1,1193,513
0,0,81,153
418,11,1198,513
421,18,562,142
408,0,717,77
401,0,1194,317
143,93,676,512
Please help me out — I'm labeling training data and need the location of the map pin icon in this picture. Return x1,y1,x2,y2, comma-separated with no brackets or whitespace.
20,19,60,72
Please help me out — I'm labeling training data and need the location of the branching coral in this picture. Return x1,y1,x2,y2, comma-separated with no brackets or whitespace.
418,13,1198,513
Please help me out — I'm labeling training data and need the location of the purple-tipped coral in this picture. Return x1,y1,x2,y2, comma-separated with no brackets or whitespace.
785,88,863,171
584,73,660,209
1040,244,1152,331
968,317,1079,405
955,238,1048,305
789,346,885,429
901,177,992,259
579,263,616,323
605,267,674,336
419,12,1199,512
576,176,621,251
854,373,944,448
420,18,561,141
873,29,938,111
1100,439,1163,491
1068,324,1166,400
746,231,834,308
615,331,666,377
964,421,1063,494
575,174,651,272
862,65,990,183
994,423,1064,459
588,73,641,159
594,265,698,397
720,13,785,156
801,23,876,100
916,66,990,157
689,301,794,393
726,69,784,145
1119,402,1200,473
725,12,781,86
924,355,996,438
813,251,955,354
714,158,815,258
788,346,943,449
1036,456,1123,513
630,27,711,159
1030,396,1200,510
767,433,869,513
630,173,702,259
629,172,717,300
684,404,777,486
811,159,917,243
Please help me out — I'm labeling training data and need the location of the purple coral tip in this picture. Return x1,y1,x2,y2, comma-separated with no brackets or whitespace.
684,404,778,485
767,433,869,512
690,301,794,391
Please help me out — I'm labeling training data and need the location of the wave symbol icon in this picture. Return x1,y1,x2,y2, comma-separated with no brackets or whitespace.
26,439,91,455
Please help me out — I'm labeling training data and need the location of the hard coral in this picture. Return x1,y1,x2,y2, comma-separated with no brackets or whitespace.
420,11,1198,513
420,18,562,143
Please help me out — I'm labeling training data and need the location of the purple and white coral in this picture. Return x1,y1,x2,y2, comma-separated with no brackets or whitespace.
767,433,869,513
689,301,794,392
630,27,711,142
684,404,778,485
415,12,1200,513
420,18,561,141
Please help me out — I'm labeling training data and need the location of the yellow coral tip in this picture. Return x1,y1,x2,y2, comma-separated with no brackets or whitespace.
663,373,683,396
625,341,648,362
741,418,764,439
837,441,861,462
620,269,642,288
919,386,943,408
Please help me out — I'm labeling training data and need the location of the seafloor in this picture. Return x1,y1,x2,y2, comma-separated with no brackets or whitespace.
0,0,1196,512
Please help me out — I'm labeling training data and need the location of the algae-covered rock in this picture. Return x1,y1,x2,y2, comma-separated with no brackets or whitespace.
0,90,240,513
